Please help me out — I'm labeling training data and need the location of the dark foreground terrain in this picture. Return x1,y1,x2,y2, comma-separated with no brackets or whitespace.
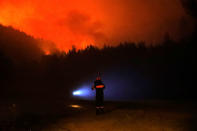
0,100,197,131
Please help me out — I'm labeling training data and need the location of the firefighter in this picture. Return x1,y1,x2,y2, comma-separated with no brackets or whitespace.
92,72,105,114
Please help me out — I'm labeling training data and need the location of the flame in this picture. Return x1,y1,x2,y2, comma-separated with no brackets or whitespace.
44,50,51,55
0,0,187,54
0,0,101,53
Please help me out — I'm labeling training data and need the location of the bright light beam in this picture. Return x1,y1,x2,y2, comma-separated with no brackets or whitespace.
73,91,82,96
72,85,95,100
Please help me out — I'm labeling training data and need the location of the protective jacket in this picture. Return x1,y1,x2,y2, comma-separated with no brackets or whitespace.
93,79,105,107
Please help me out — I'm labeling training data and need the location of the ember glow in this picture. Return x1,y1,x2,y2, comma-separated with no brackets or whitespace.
69,105,81,108
0,0,190,53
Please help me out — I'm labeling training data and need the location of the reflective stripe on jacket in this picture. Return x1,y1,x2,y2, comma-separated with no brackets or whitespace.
96,85,104,88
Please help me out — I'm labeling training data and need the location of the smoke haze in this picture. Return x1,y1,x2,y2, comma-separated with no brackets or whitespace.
0,0,194,52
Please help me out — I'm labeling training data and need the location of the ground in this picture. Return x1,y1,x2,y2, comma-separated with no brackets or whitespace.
1,101,197,131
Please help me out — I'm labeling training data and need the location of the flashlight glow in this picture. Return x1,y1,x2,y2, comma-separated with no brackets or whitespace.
73,91,82,96
72,85,95,100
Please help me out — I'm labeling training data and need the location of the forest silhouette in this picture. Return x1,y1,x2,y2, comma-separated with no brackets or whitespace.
0,24,196,103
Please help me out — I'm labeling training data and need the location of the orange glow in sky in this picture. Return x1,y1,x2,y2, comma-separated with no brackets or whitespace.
0,0,188,53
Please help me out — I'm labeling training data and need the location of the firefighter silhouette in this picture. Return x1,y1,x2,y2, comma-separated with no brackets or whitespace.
92,72,105,114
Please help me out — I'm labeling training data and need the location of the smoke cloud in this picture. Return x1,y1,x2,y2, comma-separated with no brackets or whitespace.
0,0,194,52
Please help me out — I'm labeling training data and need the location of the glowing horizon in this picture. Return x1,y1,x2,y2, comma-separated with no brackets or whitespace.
0,0,191,53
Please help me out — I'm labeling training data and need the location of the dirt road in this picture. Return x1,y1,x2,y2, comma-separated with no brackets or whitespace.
1,101,197,131
40,101,197,131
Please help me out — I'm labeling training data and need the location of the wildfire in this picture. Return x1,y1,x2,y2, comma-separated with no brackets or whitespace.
0,0,187,54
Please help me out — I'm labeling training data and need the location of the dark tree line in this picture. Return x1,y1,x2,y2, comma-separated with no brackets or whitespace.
0,33,196,101
0,18,196,116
